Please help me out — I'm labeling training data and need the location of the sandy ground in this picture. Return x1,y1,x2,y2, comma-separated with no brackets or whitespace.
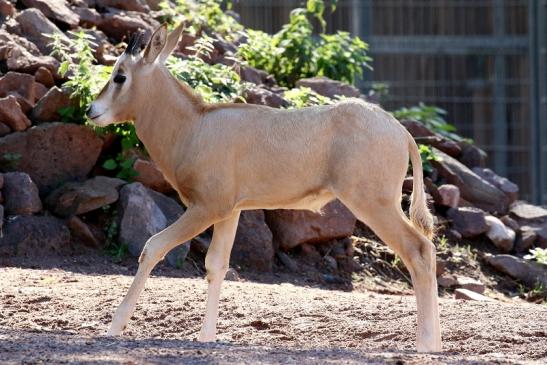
1,256,547,365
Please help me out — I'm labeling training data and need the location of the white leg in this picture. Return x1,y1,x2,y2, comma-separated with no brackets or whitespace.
107,208,213,336
198,211,241,342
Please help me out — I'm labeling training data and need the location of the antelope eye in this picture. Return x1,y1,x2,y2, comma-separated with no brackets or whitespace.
113,74,126,84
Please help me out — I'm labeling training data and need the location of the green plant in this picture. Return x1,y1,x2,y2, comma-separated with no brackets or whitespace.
49,31,112,123
417,144,438,174
102,155,138,181
166,34,246,103
1,152,22,170
392,103,461,142
524,248,547,266
436,235,449,251
284,87,335,108
160,0,241,39
238,0,371,87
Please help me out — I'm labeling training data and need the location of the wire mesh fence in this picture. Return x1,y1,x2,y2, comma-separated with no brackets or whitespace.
233,0,547,204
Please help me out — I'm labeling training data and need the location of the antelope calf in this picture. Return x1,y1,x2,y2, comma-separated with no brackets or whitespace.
88,25,442,352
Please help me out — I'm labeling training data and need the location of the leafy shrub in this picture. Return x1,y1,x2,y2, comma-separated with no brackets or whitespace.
159,0,241,39
284,87,334,108
238,0,371,87
392,103,462,142
418,144,439,174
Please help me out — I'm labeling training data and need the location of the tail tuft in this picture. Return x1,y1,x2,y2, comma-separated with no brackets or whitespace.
408,134,435,240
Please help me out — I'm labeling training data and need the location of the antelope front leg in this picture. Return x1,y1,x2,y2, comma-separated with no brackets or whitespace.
107,208,213,336
198,211,241,342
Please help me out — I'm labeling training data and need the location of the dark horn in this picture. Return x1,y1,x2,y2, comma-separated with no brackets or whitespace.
125,32,142,55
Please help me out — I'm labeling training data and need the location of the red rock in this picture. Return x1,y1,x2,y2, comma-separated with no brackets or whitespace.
446,207,488,238
244,86,289,108
34,67,55,88
455,276,486,294
296,76,361,98
3,172,42,215
67,216,102,247
133,158,173,193
98,9,159,43
31,86,75,123
0,123,9,137
473,167,519,204
21,0,80,28
0,96,31,132
265,200,356,250
73,7,102,28
0,0,15,18
0,72,38,107
0,123,103,194
96,0,150,12
485,254,547,289
0,30,59,76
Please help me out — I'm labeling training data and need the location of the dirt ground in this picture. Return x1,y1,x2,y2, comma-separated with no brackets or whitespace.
1,255,546,365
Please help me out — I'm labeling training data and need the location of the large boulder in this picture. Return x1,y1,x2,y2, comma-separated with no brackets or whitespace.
118,183,189,264
295,77,361,98
0,72,43,110
485,254,547,289
457,141,487,168
6,9,68,54
21,0,80,29
265,200,356,250
2,172,42,216
0,123,103,194
432,150,509,214
232,210,274,272
509,202,547,248
446,207,488,238
0,216,71,256
0,96,31,132
46,176,126,217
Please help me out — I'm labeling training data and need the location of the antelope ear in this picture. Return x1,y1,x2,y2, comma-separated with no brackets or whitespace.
143,24,168,63
159,23,185,63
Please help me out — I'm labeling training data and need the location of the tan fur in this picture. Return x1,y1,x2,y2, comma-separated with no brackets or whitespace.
90,25,442,353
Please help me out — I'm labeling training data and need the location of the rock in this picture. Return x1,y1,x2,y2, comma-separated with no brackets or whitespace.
34,67,55,88
0,123,10,137
7,9,68,54
0,205,3,232
265,200,356,250
276,251,298,272
98,9,159,43
413,135,462,158
133,159,173,194
96,0,150,12
455,276,486,294
446,207,488,238
0,173,3,189
240,66,275,86
454,288,494,302
0,0,15,18
485,254,547,289
515,226,538,253
0,72,40,108
401,120,435,138
118,183,167,257
31,87,75,123
2,172,42,215
0,30,59,76
21,0,80,29
432,150,509,214
484,215,515,252
296,76,361,98
0,96,31,132
0,123,103,194
244,87,289,108
45,176,125,217
73,6,102,28
67,216,101,247
458,141,487,168
0,216,71,256
437,275,458,288
500,215,520,231
436,184,460,208
324,255,338,271
232,210,274,272
510,202,547,221
224,268,239,281
472,168,518,204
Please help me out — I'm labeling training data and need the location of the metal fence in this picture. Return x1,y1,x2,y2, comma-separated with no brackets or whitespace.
233,0,547,204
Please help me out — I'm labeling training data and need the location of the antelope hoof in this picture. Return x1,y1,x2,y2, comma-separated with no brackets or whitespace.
197,332,216,343
106,323,124,336
417,341,442,353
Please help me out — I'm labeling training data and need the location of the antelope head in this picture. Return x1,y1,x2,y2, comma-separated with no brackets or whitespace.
87,24,184,127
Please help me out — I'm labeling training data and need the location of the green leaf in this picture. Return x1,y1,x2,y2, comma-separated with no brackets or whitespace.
102,159,118,170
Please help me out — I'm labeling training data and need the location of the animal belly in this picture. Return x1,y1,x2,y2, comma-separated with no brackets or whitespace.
235,190,336,213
